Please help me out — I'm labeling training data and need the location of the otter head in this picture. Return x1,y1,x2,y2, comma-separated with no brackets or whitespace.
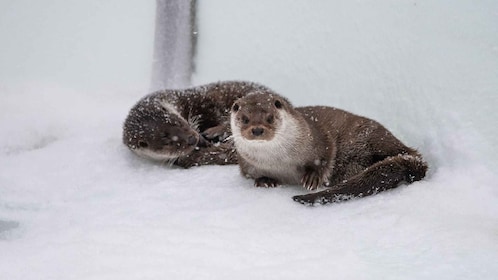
230,92,290,142
123,98,200,161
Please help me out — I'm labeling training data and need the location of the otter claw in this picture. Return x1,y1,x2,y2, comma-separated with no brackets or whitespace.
255,177,279,188
301,172,321,190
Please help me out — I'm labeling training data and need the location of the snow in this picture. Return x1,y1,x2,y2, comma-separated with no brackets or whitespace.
1,1,498,279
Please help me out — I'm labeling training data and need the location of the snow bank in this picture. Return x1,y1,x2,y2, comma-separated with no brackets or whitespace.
1,1,497,280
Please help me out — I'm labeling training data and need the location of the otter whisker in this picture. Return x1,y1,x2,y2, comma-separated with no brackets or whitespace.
187,110,201,131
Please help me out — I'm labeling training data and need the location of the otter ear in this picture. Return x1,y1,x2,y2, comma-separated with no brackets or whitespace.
232,103,240,112
274,100,283,109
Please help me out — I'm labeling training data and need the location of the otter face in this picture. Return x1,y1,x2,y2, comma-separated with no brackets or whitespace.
123,101,200,161
230,93,286,142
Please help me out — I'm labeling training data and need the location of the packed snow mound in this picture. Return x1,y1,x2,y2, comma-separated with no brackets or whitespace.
1,82,497,280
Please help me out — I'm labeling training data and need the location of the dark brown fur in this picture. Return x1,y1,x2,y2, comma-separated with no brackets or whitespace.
230,92,428,205
123,81,274,167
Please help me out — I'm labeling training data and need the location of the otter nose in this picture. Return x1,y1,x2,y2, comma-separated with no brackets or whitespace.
138,140,148,148
187,135,197,146
251,127,264,136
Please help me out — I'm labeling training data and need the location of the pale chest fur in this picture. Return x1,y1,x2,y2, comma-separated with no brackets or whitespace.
232,111,314,184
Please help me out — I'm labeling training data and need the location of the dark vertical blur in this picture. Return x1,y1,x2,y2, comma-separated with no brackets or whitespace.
151,0,197,91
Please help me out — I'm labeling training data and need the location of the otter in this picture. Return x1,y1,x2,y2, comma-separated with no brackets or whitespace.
230,91,428,205
123,81,274,168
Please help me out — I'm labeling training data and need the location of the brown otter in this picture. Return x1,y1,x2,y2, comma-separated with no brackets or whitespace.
123,81,274,168
230,91,428,205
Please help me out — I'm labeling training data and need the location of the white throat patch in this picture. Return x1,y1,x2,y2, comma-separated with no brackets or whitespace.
231,110,302,167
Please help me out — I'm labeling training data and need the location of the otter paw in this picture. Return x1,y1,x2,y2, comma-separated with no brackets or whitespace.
197,134,212,147
174,158,195,169
301,170,327,191
255,177,279,188
202,125,228,142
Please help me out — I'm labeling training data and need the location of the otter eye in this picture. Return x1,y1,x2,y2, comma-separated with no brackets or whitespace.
274,100,282,109
232,103,239,112
138,141,148,148
267,115,274,124
242,115,250,124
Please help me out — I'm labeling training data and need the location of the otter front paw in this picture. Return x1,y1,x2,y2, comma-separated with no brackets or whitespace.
202,124,229,142
175,157,198,169
255,177,279,188
197,134,212,148
301,169,328,190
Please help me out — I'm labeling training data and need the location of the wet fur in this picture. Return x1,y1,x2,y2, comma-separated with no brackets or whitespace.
230,92,428,205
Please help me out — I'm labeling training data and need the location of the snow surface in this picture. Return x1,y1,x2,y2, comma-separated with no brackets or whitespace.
1,1,498,279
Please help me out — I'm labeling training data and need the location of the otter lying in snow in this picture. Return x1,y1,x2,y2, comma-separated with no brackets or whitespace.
230,91,428,205
122,81,275,168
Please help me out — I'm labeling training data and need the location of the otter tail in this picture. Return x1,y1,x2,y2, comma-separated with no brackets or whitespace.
292,153,428,205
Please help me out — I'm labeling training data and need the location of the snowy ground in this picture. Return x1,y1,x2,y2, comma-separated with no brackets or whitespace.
1,1,498,279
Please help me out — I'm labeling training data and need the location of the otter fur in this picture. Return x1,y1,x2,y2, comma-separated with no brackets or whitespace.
123,81,274,168
230,91,428,205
